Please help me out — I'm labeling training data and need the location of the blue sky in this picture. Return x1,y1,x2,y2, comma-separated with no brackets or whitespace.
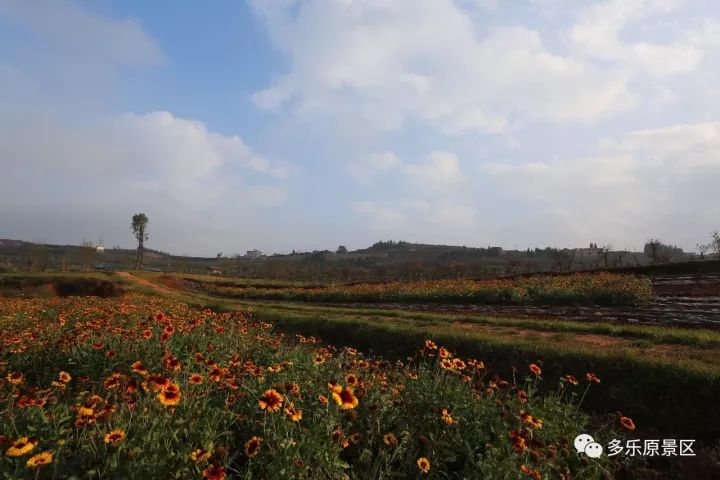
1,0,719,255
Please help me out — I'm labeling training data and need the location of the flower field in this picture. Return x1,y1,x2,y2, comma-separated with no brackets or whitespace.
197,272,652,306
0,294,630,479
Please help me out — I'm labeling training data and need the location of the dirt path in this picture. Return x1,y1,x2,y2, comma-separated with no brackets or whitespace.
116,272,181,296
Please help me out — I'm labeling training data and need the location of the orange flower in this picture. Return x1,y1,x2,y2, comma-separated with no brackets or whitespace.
585,372,601,383
7,372,24,385
142,329,153,339
158,383,181,406
191,448,212,463
58,371,72,383
203,464,225,480
345,373,359,386
258,389,284,412
424,339,438,350
563,375,578,386
520,464,541,480
131,361,148,375
189,374,204,385
383,432,398,447
318,394,328,404
6,437,37,457
284,404,302,422
331,387,359,410
529,363,542,376
441,408,455,425
104,429,126,446
26,451,53,468
620,415,636,430
439,359,455,371
416,457,431,474
452,358,466,370
244,436,262,457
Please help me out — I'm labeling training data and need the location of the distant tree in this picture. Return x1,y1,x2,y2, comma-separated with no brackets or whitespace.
697,243,709,260
711,231,720,258
614,250,628,267
644,238,683,263
598,244,612,268
645,238,662,263
81,241,94,272
336,245,348,254
131,213,149,270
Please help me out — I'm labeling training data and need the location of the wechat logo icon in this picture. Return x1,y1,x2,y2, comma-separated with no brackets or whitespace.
574,434,604,458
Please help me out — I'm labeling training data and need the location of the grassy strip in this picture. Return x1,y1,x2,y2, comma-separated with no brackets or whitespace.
189,296,720,349
139,271,326,288
240,305,720,440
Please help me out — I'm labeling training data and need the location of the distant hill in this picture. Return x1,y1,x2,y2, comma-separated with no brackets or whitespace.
0,237,700,282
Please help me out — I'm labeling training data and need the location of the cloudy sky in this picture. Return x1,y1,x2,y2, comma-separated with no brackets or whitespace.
1,0,718,255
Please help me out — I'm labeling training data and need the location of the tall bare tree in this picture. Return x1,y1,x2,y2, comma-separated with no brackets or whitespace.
711,231,720,259
131,213,149,270
645,238,661,263
598,244,612,268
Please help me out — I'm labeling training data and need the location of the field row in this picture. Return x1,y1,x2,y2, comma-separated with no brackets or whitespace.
179,272,652,306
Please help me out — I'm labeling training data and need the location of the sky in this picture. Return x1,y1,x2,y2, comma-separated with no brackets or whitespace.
0,0,718,256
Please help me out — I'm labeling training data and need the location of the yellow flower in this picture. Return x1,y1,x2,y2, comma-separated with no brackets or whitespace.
191,448,212,463
104,429,126,446
383,432,398,447
417,457,431,474
26,451,53,468
78,406,94,417
284,404,303,422
6,437,37,457
441,408,455,425
244,436,262,457
331,387,359,410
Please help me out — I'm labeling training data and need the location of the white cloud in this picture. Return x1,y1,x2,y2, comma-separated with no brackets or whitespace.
250,0,641,132
348,150,462,187
404,151,462,186
347,152,401,183
481,122,720,247
569,0,709,77
353,201,404,226
353,198,477,240
479,162,550,175
0,111,289,210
